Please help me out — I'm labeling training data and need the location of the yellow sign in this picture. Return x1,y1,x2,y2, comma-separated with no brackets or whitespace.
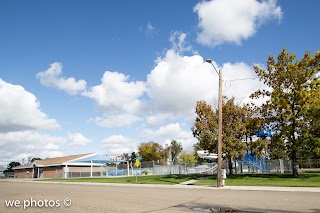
135,161,140,167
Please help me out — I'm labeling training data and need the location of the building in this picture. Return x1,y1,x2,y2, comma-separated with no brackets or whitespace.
13,153,125,179
0,165,5,178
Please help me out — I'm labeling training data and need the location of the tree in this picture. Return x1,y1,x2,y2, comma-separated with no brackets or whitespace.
138,141,163,162
121,153,130,161
220,98,247,175
180,152,197,165
251,48,320,177
192,100,218,154
130,152,137,163
31,157,42,162
301,97,320,159
4,161,21,173
169,140,183,165
242,106,270,159
192,98,247,175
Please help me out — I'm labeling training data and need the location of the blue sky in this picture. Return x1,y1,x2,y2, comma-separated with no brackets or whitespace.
0,0,319,165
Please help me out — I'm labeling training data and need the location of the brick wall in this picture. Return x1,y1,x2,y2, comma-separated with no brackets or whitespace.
14,168,33,178
14,165,103,178
43,166,64,178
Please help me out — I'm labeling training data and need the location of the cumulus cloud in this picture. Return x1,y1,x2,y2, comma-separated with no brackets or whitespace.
67,132,92,146
37,62,87,95
101,135,137,156
146,50,268,126
0,131,64,165
194,0,282,46
84,71,146,114
0,79,60,132
147,50,216,119
140,123,197,152
83,71,146,128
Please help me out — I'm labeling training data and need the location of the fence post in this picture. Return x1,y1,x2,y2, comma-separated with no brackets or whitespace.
309,159,311,168
185,163,187,175
152,160,155,175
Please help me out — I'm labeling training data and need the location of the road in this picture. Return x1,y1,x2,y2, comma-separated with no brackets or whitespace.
1,181,320,213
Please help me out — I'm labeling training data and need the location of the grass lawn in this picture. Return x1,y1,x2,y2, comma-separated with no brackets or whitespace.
195,171,320,187
38,174,209,185
39,171,320,187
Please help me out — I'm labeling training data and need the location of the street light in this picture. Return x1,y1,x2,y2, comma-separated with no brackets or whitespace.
206,59,223,188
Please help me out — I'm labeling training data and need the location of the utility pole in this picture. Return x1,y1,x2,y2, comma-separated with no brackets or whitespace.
217,68,223,187
206,59,223,187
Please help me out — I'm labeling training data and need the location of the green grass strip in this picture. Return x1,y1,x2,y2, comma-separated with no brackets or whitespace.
38,172,320,187
195,173,320,187
38,174,207,185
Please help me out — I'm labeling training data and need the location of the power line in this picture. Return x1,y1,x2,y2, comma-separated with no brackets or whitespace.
223,77,259,82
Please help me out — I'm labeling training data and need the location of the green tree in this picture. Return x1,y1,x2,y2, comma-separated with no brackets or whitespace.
169,140,183,165
242,106,271,159
192,98,247,175
192,100,218,154
130,152,137,162
221,98,247,175
4,161,21,173
301,97,320,159
161,145,170,165
180,152,197,165
138,141,162,162
268,134,287,159
31,157,42,162
251,48,320,177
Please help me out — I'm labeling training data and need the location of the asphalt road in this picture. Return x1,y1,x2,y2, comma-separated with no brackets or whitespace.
1,181,320,213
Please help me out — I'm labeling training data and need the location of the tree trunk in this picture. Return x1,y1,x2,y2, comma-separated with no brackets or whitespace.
292,150,299,178
228,158,233,176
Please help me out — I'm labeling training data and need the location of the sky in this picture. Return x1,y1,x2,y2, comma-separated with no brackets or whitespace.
0,0,319,166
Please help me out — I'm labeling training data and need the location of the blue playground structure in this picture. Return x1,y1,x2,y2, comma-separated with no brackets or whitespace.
242,152,269,173
239,126,272,173
256,126,272,140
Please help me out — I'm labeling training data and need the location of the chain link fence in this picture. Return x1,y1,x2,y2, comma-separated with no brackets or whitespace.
298,159,320,169
233,159,293,174
26,159,319,179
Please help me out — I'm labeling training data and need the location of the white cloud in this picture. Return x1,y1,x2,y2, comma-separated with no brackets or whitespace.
94,114,141,128
67,132,92,146
194,0,282,46
145,50,268,127
147,22,156,32
221,62,269,104
144,113,172,126
83,71,146,128
37,62,87,95
83,71,146,114
147,50,216,119
0,79,60,132
147,50,268,114
169,31,194,54
146,22,157,37
101,135,137,156
0,131,65,165
140,123,197,152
